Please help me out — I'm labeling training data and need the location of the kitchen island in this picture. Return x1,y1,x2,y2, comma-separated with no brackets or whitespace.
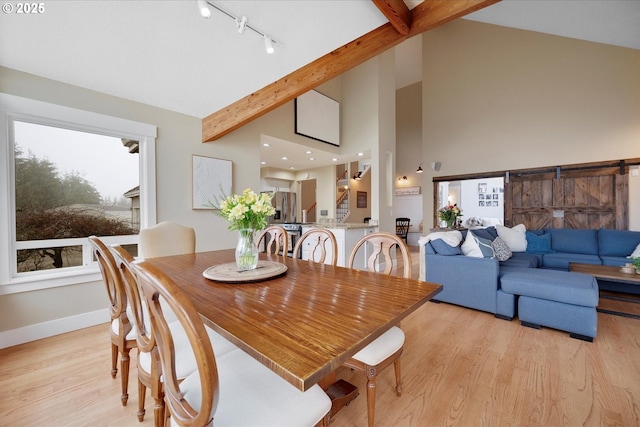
301,223,378,270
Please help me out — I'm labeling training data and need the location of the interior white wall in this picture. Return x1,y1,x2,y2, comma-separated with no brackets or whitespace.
395,82,423,231
422,20,640,231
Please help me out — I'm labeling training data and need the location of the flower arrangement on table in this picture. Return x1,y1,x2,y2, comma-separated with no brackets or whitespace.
438,204,463,229
214,188,276,270
215,188,276,231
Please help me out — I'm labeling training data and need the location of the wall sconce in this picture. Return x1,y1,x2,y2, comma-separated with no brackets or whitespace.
352,171,362,181
398,176,408,182
416,164,423,173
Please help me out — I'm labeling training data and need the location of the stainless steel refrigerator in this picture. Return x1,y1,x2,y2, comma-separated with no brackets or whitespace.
271,191,297,223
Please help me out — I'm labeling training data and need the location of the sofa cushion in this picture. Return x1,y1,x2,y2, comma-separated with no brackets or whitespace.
424,242,437,255
598,228,640,257
476,236,496,258
496,224,527,252
631,243,640,259
491,237,512,261
500,268,599,307
500,252,540,268
470,227,498,241
542,252,602,270
430,238,463,256
545,228,599,255
461,233,494,258
526,231,554,254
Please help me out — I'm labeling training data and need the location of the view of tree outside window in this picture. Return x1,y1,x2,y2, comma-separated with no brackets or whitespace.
13,121,140,272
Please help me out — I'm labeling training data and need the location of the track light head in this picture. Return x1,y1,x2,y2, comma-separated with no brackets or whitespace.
198,0,211,18
264,35,275,54
237,16,247,34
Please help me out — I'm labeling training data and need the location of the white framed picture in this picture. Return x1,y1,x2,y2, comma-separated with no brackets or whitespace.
192,155,232,209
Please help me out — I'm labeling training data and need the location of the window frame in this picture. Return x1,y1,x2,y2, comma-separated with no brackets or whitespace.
0,93,156,294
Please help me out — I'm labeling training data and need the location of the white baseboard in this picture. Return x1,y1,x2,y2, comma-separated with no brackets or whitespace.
0,308,109,349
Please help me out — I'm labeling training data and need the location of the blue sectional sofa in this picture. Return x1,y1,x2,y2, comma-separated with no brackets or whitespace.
419,227,640,341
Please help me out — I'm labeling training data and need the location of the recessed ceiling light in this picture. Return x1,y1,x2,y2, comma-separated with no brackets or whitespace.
332,158,338,162
262,143,270,147
305,150,312,154
260,161,266,165
357,152,364,157
290,166,296,170
309,157,315,161
281,156,288,160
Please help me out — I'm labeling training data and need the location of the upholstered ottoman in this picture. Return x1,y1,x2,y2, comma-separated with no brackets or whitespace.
500,268,599,341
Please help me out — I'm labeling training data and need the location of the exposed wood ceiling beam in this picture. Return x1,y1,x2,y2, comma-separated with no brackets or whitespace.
372,0,412,35
202,0,500,142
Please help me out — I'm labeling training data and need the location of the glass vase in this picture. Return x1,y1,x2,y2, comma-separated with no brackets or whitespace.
446,218,456,229
235,228,259,271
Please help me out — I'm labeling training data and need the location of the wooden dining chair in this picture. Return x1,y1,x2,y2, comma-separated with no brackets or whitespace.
139,221,195,258
395,217,410,244
130,259,332,427
110,244,165,425
257,225,288,255
114,235,236,425
345,232,412,427
112,245,236,426
88,236,137,407
292,228,338,266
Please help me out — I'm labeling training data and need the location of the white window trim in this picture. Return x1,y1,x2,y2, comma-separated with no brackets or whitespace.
0,93,156,294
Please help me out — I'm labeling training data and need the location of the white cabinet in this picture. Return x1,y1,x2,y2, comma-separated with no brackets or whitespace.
301,225,377,270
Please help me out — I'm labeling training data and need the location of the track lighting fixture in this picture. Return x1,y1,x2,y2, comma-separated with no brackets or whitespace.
264,35,275,54
198,0,211,18
197,1,280,54
416,163,423,173
237,16,247,34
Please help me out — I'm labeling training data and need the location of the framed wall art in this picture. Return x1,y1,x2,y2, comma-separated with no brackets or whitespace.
192,155,232,209
357,191,367,208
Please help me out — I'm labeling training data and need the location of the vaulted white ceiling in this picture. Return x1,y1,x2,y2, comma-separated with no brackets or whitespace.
1,1,638,171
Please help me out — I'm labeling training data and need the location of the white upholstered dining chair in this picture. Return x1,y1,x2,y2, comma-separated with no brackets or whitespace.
131,258,332,427
345,232,412,427
88,236,137,407
111,244,238,426
139,221,195,258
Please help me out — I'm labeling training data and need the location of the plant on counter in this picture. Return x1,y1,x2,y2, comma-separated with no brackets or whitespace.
438,204,463,229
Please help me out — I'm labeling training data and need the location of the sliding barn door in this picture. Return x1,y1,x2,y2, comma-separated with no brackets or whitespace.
505,166,629,230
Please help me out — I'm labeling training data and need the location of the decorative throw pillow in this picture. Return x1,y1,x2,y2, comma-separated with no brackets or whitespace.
470,228,496,242
461,233,494,258
496,224,527,252
475,236,496,259
525,231,554,254
491,236,512,261
461,232,483,258
628,242,640,259
431,238,463,256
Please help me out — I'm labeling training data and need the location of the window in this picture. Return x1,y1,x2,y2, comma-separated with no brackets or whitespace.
0,94,156,291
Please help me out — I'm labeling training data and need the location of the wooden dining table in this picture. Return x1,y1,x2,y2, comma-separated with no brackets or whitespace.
144,249,442,393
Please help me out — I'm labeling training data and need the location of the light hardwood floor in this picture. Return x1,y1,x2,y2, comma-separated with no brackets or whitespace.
2,249,640,426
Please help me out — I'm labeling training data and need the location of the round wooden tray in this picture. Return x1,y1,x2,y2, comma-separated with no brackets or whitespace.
203,260,287,283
